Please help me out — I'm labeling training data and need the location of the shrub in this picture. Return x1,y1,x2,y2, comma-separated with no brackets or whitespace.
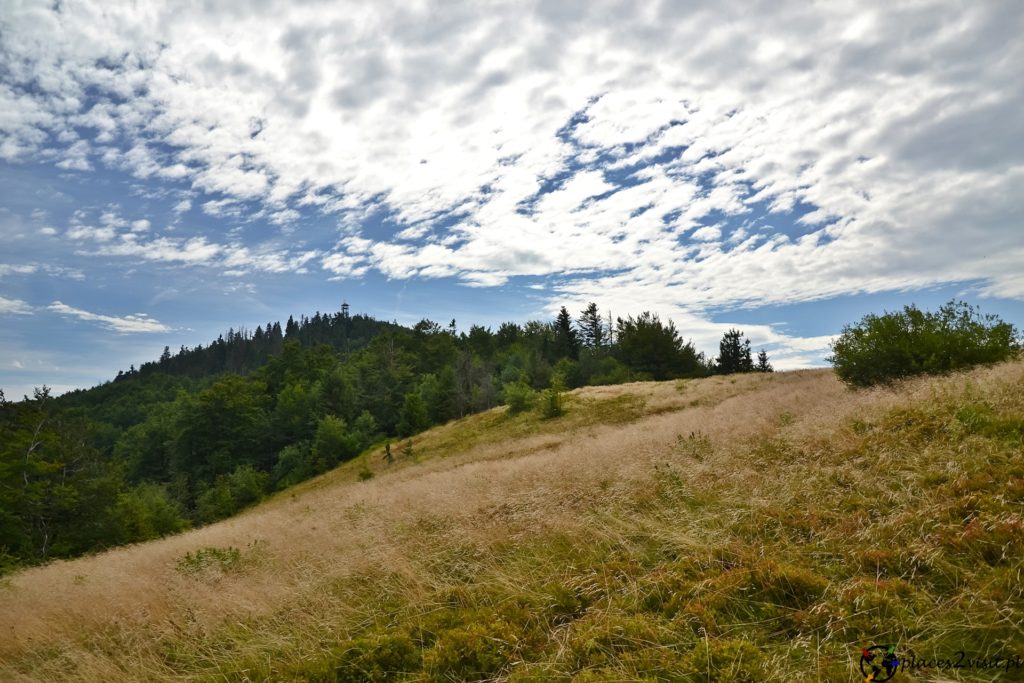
312,415,361,471
195,465,270,524
358,455,374,481
273,441,313,489
115,483,189,542
195,479,236,523
225,464,269,507
502,381,537,414
829,300,1019,387
397,390,430,437
539,378,565,419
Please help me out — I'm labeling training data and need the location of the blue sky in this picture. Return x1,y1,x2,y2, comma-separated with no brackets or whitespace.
1,1,1022,398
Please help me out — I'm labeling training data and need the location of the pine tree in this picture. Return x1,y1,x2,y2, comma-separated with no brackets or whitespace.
397,390,430,437
715,329,754,374
269,322,284,355
756,349,773,373
615,312,703,380
577,302,605,350
285,315,299,339
553,306,579,359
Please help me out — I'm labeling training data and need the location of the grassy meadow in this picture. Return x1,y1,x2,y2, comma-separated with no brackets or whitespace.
2,361,1023,681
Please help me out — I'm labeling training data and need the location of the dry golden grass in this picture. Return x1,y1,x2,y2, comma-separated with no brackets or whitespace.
2,362,1022,681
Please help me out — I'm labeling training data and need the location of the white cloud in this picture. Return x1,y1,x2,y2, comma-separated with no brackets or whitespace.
55,139,91,170
690,225,722,242
130,219,151,232
221,244,320,274
1,0,1021,366
0,264,38,278
201,198,241,217
0,263,84,280
85,235,222,264
0,296,32,315
77,230,322,277
47,301,170,333
66,224,116,242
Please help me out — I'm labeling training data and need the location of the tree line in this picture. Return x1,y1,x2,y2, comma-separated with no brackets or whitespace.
0,304,771,571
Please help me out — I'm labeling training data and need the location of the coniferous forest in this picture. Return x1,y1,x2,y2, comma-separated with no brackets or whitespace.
0,304,771,571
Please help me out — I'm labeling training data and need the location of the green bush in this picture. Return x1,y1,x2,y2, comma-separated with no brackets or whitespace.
357,455,374,481
502,381,537,414
312,415,361,471
225,464,269,507
195,465,270,523
273,441,313,489
115,483,189,542
195,479,236,523
829,300,1019,387
397,391,431,437
539,379,565,419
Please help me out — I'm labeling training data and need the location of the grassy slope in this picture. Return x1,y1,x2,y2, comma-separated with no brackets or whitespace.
1,363,1023,682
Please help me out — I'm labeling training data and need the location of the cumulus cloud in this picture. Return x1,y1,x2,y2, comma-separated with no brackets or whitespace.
0,296,32,315
2,0,1022,363
47,301,169,333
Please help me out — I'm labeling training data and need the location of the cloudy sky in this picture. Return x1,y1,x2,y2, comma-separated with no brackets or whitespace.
1,0,1022,398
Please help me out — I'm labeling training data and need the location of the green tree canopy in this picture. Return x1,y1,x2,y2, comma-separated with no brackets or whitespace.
615,312,704,380
829,300,1020,387
715,329,754,374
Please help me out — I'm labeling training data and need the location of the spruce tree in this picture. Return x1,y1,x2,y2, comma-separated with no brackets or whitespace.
553,306,579,359
716,329,754,374
756,349,773,372
578,302,605,350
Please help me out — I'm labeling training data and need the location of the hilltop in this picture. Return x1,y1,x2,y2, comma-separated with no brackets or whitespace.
2,360,1022,681
1,304,725,570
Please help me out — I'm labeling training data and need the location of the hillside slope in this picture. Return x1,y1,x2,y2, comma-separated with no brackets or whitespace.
2,363,1023,682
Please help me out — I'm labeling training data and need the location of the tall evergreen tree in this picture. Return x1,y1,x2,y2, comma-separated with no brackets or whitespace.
716,329,754,374
756,349,773,373
269,322,284,355
615,312,704,380
553,306,579,359
284,316,299,339
578,302,605,350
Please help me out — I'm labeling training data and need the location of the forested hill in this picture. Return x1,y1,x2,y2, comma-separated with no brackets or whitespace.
3,303,746,573
52,310,402,428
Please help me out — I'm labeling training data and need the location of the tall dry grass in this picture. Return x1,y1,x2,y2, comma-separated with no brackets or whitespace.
2,361,1022,681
